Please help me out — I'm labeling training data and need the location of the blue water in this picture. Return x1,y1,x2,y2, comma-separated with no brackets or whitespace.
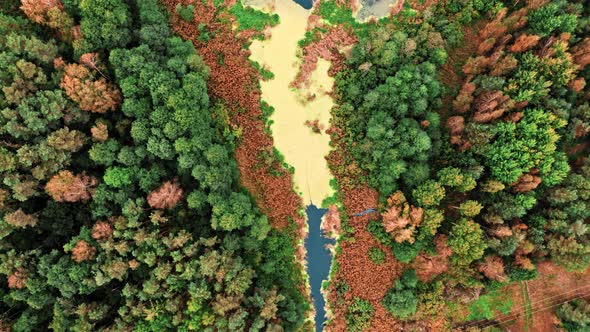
305,204,336,332
352,208,377,216
293,0,313,10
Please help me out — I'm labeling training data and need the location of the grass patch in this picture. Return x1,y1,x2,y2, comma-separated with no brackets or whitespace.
520,282,533,330
467,290,513,321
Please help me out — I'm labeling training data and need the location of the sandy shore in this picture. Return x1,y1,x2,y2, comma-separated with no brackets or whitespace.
249,0,335,206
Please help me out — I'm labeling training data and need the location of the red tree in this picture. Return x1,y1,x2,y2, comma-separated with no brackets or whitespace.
71,240,96,263
147,181,183,210
509,34,541,53
478,256,508,282
572,38,590,69
45,170,97,203
61,64,122,113
91,221,113,241
7,267,27,289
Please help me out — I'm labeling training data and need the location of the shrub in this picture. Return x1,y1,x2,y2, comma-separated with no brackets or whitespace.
175,4,194,22
368,247,385,265
346,298,373,332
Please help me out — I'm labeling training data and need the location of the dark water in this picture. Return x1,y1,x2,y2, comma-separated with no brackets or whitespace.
305,204,336,332
293,0,313,10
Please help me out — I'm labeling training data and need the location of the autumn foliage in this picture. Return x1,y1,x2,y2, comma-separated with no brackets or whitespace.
147,181,183,210
60,63,122,113
20,0,73,39
381,192,424,244
71,240,96,263
45,170,97,203
7,268,27,289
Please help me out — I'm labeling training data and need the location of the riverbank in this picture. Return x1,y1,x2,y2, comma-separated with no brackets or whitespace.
162,0,315,329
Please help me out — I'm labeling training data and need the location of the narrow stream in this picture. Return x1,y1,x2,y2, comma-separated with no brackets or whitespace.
305,204,336,332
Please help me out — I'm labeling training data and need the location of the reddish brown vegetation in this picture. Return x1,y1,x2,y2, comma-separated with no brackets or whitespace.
509,34,541,53
71,240,96,263
160,1,304,232
478,255,508,282
147,181,183,210
498,263,590,332
446,116,465,137
322,205,341,236
20,0,63,23
61,63,122,113
91,221,113,241
511,173,542,193
7,267,27,290
326,123,402,331
572,38,590,69
20,0,74,40
304,119,325,134
45,170,97,203
453,82,476,114
414,235,451,282
569,77,586,93
473,90,513,123
292,23,356,89
381,191,423,244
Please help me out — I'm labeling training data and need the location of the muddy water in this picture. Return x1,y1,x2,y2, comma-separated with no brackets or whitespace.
248,0,336,330
249,0,334,206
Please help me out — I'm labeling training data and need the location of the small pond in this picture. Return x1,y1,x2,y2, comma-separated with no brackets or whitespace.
305,204,336,332
293,0,313,10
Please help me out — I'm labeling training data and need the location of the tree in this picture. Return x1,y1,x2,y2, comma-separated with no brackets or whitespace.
527,1,578,37
70,240,95,263
78,0,131,52
484,108,566,184
555,299,590,332
45,170,96,202
382,270,419,320
413,180,445,207
448,219,487,265
346,298,373,332
458,200,483,217
4,209,37,228
509,34,540,53
147,181,183,210
20,0,74,39
60,63,122,113
477,256,507,282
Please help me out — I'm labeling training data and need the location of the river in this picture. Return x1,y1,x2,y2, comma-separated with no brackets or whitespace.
248,0,336,329
305,204,336,332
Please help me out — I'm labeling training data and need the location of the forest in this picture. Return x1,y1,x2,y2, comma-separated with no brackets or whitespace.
0,0,589,331
0,0,307,331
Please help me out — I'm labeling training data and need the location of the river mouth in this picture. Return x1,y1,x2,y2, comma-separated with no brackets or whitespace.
305,204,336,332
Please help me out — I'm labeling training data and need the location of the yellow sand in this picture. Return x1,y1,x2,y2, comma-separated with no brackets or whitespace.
249,0,335,205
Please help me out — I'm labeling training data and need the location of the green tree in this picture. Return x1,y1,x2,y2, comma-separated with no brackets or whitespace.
448,219,487,265
382,270,419,320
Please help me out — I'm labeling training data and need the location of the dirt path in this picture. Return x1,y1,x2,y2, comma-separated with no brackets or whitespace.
496,263,590,331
